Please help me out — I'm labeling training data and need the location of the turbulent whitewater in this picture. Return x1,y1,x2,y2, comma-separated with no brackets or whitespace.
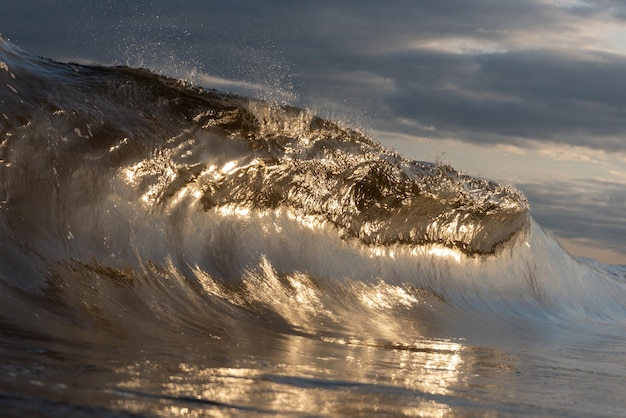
1,36,626,417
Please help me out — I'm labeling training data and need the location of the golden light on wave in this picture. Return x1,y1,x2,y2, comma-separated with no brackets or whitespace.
220,160,237,174
358,281,419,310
215,204,251,218
284,208,328,231
427,246,462,263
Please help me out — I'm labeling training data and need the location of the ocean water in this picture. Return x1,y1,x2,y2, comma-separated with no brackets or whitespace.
1,36,626,417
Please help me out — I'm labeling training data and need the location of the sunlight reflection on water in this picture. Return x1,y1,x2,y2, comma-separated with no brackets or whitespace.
111,335,473,417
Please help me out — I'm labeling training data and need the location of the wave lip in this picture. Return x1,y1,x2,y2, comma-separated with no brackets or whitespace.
195,106,531,255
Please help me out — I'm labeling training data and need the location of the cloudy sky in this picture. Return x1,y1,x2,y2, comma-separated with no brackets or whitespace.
2,0,626,263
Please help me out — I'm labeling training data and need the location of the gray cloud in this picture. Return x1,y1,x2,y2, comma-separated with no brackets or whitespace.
372,50,626,150
520,179,626,257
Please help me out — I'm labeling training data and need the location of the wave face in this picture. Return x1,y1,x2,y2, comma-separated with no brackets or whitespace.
2,37,626,417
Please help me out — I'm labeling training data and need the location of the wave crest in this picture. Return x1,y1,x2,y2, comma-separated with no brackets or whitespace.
0,37,529,257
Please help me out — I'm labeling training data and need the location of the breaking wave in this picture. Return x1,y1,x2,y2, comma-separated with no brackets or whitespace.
1,35,626,417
